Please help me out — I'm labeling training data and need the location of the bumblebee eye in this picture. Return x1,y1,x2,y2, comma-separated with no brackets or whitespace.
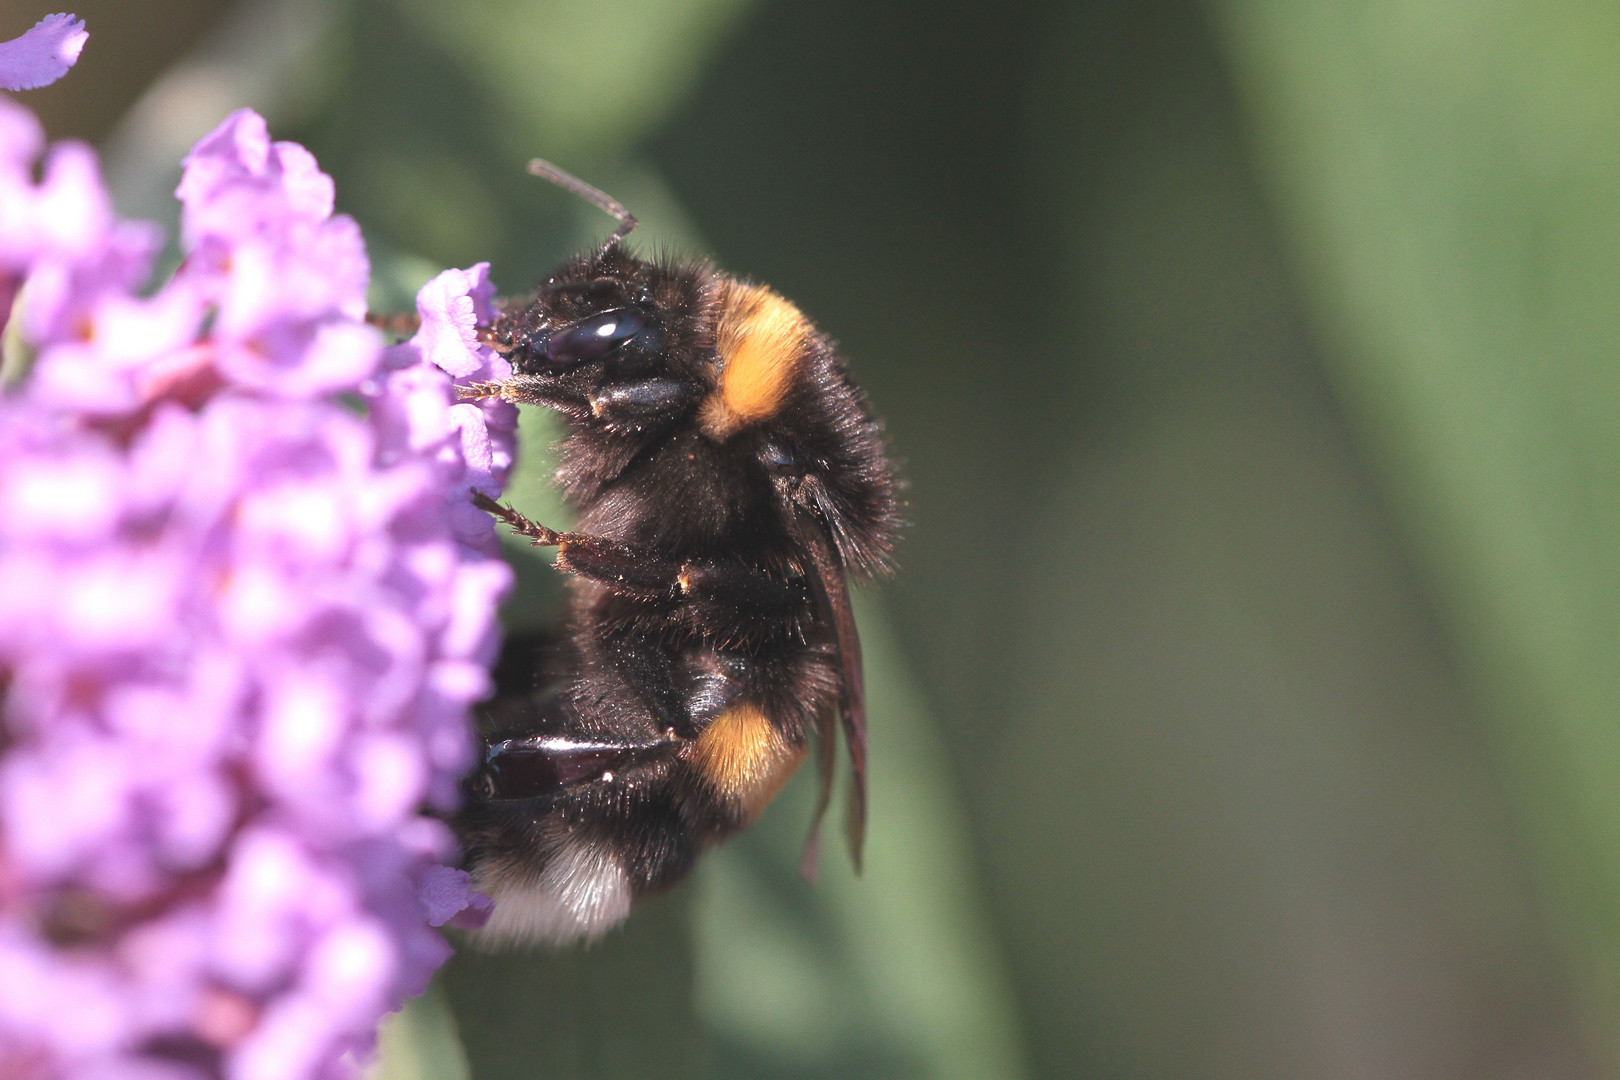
541,308,646,368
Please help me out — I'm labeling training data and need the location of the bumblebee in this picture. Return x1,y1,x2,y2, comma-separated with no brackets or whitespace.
456,161,900,945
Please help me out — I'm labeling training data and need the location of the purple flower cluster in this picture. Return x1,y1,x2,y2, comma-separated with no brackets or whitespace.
0,99,512,1080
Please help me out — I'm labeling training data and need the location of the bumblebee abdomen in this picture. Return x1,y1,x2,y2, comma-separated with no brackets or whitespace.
680,700,809,824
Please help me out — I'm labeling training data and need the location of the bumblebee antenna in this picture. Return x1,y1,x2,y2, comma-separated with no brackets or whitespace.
527,158,638,255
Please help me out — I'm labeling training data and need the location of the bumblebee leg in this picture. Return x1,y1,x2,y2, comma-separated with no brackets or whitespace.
472,493,561,546
586,378,699,424
674,562,811,645
549,534,687,598
552,539,807,635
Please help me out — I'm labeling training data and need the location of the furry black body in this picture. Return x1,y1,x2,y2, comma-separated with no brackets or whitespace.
457,244,898,944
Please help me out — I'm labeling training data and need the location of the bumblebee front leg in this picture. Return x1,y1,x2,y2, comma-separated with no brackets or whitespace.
475,495,805,631
457,377,697,429
476,493,691,596
472,493,561,546
561,540,809,645
550,533,693,599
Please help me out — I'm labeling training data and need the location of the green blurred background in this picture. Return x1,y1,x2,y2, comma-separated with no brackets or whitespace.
14,0,1620,1075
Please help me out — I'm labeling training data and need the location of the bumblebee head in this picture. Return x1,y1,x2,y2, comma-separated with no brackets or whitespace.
491,246,715,433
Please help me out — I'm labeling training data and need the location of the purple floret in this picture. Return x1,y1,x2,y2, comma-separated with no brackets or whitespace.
0,101,509,1079
0,13,87,92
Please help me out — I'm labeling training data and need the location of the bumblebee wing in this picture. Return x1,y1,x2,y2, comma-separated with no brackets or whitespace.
797,505,868,873
798,700,838,881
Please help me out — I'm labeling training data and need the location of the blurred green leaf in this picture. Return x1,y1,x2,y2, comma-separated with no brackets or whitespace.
1208,0,1620,1064
388,0,757,160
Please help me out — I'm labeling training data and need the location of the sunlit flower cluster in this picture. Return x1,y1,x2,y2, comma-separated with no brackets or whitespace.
0,95,509,1080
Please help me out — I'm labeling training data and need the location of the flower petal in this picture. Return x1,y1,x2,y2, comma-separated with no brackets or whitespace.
0,13,87,92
